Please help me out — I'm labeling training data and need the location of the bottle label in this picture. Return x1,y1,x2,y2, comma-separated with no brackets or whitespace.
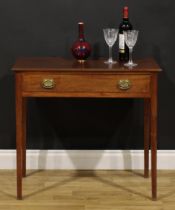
119,34,125,53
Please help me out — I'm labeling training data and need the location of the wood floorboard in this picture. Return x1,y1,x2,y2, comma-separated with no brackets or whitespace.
0,170,175,210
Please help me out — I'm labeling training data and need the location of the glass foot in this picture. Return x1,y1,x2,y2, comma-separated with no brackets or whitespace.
104,59,117,64
124,62,138,67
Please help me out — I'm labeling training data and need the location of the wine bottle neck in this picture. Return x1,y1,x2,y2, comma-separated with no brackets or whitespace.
123,6,129,19
123,18,129,21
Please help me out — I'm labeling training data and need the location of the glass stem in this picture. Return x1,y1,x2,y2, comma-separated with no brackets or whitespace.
109,46,112,62
129,47,133,64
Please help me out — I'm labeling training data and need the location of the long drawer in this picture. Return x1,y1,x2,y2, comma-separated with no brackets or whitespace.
22,73,151,94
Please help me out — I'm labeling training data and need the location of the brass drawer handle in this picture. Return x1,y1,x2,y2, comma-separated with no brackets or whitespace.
42,79,55,89
118,79,131,90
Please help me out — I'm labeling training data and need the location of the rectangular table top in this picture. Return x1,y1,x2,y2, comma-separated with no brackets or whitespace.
12,57,161,73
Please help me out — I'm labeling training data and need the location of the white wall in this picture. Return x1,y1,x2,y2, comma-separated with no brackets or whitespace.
0,150,174,169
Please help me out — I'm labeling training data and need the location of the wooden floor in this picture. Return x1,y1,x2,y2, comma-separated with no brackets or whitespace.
0,170,175,210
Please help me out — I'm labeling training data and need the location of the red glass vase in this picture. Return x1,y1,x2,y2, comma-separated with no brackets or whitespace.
71,22,91,63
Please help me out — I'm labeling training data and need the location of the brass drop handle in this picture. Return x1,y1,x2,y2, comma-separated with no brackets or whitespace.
118,79,131,90
42,79,55,89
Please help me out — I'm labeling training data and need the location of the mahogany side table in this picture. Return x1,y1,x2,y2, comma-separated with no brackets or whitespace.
12,57,161,200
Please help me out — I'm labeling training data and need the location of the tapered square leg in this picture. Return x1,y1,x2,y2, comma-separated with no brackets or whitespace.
16,73,23,199
150,75,158,201
22,98,27,177
144,99,150,178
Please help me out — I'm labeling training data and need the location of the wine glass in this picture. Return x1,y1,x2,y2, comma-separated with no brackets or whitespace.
123,30,139,67
103,28,118,64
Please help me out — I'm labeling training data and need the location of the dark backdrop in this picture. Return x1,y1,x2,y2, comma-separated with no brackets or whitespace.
0,0,174,149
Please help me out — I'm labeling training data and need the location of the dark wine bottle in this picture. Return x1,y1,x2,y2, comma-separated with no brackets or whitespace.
119,7,133,62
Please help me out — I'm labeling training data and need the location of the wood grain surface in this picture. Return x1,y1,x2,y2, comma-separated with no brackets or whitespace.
0,170,174,210
12,57,161,72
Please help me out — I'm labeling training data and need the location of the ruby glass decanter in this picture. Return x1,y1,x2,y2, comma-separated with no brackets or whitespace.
72,22,91,63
